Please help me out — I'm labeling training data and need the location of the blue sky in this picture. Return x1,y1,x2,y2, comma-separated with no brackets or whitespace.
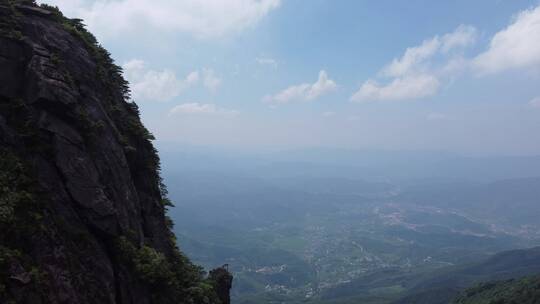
41,0,540,155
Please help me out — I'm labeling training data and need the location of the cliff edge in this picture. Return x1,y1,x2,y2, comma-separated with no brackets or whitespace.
0,1,231,303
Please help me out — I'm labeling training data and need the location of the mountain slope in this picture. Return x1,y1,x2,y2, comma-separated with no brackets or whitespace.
304,247,540,303
0,1,231,303
451,276,540,304
391,247,540,304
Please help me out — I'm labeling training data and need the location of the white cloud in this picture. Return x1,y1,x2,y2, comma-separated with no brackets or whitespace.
351,75,440,102
202,68,222,91
474,5,540,74
352,25,475,102
168,103,239,116
264,70,337,104
382,37,440,78
256,56,278,68
441,25,477,53
39,0,281,39
529,97,540,108
381,25,476,78
441,56,469,75
122,60,223,101
352,5,540,103
123,59,199,102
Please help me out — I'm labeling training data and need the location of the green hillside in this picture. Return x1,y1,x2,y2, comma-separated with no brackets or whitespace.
452,276,540,304
390,247,540,304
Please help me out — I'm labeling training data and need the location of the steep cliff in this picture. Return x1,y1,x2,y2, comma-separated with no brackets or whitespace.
0,1,232,303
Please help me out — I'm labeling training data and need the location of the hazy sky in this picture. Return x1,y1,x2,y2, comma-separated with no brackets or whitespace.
40,0,540,155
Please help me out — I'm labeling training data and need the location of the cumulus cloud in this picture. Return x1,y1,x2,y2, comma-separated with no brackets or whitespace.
529,97,540,109
352,25,476,103
351,75,440,102
473,5,540,74
352,5,540,103
38,0,281,39
122,60,222,101
263,70,337,104
381,37,440,78
123,59,199,102
201,68,222,91
440,25,478,53
168,103,239,116
381,25,476,78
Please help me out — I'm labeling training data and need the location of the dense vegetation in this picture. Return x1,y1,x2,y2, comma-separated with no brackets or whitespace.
0,149,48,300
452,276,540,304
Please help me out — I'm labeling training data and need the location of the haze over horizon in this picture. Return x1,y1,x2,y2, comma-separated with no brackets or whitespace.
39,0,540,156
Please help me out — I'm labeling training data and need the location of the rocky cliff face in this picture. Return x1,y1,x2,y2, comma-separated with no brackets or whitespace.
0,1,232,303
